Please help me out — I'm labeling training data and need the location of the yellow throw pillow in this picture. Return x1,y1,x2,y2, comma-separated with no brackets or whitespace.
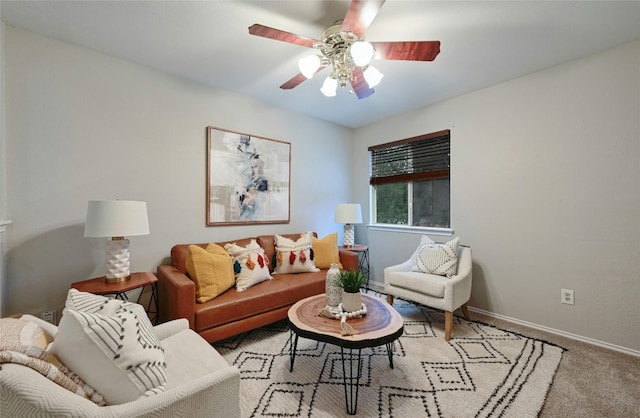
186,244,235,303
312,233,343,269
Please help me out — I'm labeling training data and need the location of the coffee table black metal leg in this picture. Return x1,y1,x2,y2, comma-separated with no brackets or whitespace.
289,331,299,372
386,342,395,369
340,347,362,415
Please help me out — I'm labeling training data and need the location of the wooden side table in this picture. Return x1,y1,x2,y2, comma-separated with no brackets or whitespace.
339,244,370,289
70,272,159,324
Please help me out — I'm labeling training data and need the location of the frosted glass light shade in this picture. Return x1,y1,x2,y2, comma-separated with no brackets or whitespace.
320,77,338,97
350,41,374,66
363,65,384,88
298,55,321,79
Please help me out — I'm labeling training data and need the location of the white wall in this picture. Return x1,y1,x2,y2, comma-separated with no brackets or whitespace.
0,16,7,315
354,40,640,352
3,24,639,353
2,26,353,318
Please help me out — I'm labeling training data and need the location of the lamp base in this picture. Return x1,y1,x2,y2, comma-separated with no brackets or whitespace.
343,223,355,247
105,238,131,282
104,275,131,284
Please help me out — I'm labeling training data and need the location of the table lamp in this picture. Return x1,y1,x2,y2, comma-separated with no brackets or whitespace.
334,203,362,248
84,200,150,283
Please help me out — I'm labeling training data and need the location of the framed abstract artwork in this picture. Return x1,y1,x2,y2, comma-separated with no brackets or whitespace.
206,126,291,226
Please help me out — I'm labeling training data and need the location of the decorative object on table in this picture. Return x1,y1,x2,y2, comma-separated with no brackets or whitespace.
325,263,342,307
337,269,365,312
206,125,290,226
84,200,150,283
317,301,367,336
334,203,362,247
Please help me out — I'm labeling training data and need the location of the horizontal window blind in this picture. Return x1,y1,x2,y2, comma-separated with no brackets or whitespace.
369,130,450,186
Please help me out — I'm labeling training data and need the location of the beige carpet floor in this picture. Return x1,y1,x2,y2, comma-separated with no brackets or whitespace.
215,295,565,417
469,310,640,417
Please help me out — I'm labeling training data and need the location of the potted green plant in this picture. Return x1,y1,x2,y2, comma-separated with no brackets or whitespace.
337,269,365,312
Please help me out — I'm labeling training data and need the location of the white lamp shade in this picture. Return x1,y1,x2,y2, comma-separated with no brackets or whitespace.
84,200,150,238
350,41,374,66
320,76,338,97
334,203,363,224
298,55,321,79
363,65,384,88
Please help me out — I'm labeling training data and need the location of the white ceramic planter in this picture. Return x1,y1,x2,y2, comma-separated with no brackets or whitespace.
341,290,362,312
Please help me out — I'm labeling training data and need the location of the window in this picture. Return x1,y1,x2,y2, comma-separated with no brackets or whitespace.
369,130,450,229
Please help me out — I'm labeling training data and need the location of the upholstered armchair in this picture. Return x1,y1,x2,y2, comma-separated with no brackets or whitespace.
384,242,472,341
1,315,241,417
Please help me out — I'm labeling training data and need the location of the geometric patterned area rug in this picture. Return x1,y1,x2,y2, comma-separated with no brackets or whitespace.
214,295,565,418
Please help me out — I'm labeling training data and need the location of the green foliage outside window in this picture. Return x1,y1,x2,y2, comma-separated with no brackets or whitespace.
375,183,408,224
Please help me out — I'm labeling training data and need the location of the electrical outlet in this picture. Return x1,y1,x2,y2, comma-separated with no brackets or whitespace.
561,289,575,305
41,310,56,324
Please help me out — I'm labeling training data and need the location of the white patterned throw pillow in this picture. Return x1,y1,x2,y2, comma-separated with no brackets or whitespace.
224,239,272,291
413,236,460,277
51,289,166,405
273,232,320,274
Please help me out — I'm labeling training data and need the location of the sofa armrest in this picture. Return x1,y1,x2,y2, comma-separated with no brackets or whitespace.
157,264,196,329
153,318,189,341
111,367,241,418
0,360,240,418
20,314,58,337
338,250,359,271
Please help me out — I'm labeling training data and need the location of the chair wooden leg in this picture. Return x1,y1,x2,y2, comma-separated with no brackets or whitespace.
461,304,471,321
444,311,453,341
386,294,394,305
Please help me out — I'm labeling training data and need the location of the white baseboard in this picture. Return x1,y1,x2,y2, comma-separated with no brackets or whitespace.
468,306,640,357
369,280,639,357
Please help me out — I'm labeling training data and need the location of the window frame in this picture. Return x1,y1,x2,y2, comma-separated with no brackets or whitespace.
368,129,453,236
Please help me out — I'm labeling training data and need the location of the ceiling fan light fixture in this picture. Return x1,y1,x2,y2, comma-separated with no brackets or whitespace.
320,76,338,97
363,65,384,88
350,41,374,66
298,55,321,79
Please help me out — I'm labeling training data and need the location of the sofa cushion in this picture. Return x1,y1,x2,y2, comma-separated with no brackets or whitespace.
224,239,272,291
193,269,326,332
413,236,460,277
51,289,166,405
186,244,235,302
312,233,343,269
386,271,446,298
274,232,320,274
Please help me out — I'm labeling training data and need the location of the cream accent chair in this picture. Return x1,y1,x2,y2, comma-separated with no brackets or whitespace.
1,315,241,417
384,245,472,341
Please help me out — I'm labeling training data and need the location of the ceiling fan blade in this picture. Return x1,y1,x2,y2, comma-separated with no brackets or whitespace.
249,24,318,48
350,67,375,99
341,0,386,38
280,64,328,90
280,74,308,90
372,41,441,61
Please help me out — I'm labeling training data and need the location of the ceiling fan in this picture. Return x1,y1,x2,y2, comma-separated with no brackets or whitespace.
248,0,440,99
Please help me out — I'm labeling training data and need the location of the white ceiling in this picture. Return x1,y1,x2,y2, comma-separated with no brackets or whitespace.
2,1,639,128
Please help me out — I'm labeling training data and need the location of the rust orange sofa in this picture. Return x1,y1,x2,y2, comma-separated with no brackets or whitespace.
157,233,359,343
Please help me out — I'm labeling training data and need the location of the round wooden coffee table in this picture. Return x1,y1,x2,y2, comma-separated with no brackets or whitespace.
288,293,404,415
